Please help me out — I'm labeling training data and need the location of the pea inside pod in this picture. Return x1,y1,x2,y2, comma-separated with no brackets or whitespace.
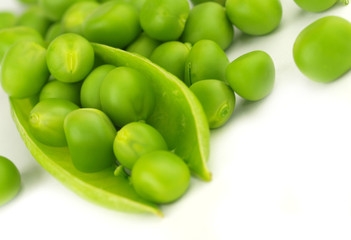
16,6,52,36
126,32,161,58
39,80,82,106
0,12,16,30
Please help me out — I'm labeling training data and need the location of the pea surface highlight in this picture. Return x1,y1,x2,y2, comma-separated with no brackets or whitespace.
29,99,79,147
293,16,351,83
64,108,117,173
131,151,190,204
114,122,168,170
226,0,282,36
190,80,235,129
100,67,155,128
46,33,95,83
226,51,275,101
0,156,21,207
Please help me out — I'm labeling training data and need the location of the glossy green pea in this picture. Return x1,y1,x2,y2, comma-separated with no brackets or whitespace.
61,1,100,35
190,80,235,129
46,33,95,83
191,0,226,5
294,0,348,12
100,67,155,128
29,99,79,147
0,12,16,30
80,64,115,109
126,32,161,58
0,26,44,61
293,16,351,83
226,51,275,101
131,151,190,204
181,2,233,50
45,23,63,43
226,0,282,36
0,156,21,207
16,6,52,36
39,0,96,21
184,39,229,86
100,0,146,11
1,41,49,98
39,80,82,106
150,41,191,80
140,0,189,41
64,108,117,173
83,1,141,49
113,122,167,170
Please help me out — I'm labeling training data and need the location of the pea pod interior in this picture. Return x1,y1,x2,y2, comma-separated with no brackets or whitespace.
10,43,211,216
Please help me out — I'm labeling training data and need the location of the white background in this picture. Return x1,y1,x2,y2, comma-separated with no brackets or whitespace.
1,1,351,239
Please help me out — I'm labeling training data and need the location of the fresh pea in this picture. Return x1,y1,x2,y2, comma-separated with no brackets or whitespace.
45,23,63,44
61,1,100,35
0,26,44,61
100,67,155,127
1,41,49,98
181,2,233,50
190,80,235,129
113,122,168,170
16,6,52,36
294,0,348,12
140,0,189,41
64,108,117,173
39,0,96,21
126,32,161,58
0,12,16,30
39,80,82,106
83,1,141,49
184,39,229,86
100,0,146,11
0,156,21,207
150,41,191,80
293,16,351,83
29,99,79,147
226,0,282,36
191,0,226,5
131,151,190,204
80,64,115,109
46,33,95,83
226,51,275,101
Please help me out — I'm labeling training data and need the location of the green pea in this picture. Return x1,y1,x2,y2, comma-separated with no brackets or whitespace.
226,0,282,36
83,1,141,49
190,80,235,129
113,122,167,170
46,33,95,83
0,26,44,61
191,0,226,5
80,64,115,109
39,0,96,21
16,6,52,36
45,23,63,44
181,2,233,50
1,41,49,98
126,32,161,58
39,80,82,106
64,108,117,173
100,67,155,127
226,51,275,101
140,0,189,41
184,39,229,86
0,12,16,30
294,0,348,12
132,150,190,204
61,1,100,35
293,16,351,83
29,99,79,147
0,156,21,207
100,0,146,11
150,41,191,80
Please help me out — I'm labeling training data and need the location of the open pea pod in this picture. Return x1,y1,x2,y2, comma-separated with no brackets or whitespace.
9,43,210,216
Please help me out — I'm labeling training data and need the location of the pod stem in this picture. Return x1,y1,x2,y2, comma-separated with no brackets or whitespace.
114,165,129,178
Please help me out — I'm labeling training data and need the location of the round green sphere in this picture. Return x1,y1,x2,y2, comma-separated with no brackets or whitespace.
0,156,21,207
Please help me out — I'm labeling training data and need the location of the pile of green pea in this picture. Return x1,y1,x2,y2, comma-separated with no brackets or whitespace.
0,0,350,209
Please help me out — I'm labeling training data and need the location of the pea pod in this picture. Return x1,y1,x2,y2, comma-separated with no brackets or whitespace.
9,43,210,216
294,0,349,12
